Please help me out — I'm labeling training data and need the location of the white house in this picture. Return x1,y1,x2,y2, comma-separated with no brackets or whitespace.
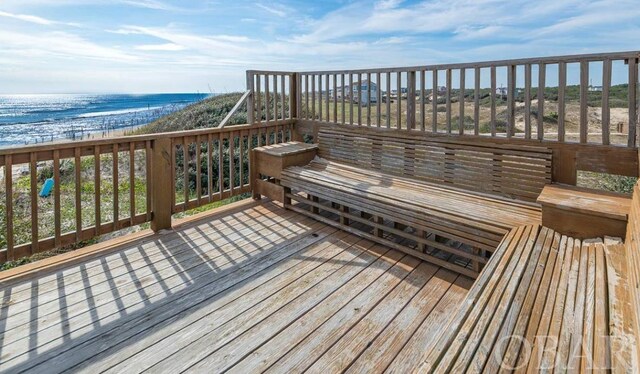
335,79,378,105
496,87,508,96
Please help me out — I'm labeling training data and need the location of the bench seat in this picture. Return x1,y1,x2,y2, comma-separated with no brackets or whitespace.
281,158,542,278
279,126,552,278
417,224,637,372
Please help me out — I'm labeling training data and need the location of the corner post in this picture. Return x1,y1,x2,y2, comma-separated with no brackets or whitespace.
288,73,296,119
151,137,173,232
407,71,416,129
295,73,302,119
246,71,255,125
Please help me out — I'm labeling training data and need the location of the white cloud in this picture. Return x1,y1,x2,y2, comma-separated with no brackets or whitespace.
134,43,185,51
374,0,404,10
117,0,188,12
0,30,139,63
0,10,53,25
256,3,287,17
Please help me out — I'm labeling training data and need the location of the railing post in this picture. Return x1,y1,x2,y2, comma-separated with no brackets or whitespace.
246,71,255,125
151,137,173,232
291,73,299,119
407,71,416,130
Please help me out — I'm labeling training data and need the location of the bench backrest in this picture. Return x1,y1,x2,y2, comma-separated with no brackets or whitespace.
317,126,552,202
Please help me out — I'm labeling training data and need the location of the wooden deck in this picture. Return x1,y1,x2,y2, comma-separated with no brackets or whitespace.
0,199,473,373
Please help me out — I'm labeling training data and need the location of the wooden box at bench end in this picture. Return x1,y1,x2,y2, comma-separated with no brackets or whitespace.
537,184,631,240
252,142,318,203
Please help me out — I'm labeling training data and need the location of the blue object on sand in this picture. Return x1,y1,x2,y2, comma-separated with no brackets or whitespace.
39,178,54,197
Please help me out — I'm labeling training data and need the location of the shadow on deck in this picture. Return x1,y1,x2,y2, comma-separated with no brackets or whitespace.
0,199,472,373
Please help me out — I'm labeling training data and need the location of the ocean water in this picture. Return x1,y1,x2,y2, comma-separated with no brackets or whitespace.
0,93,210,147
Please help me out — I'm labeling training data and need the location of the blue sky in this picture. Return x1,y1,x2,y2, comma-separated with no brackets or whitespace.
0,0,638,94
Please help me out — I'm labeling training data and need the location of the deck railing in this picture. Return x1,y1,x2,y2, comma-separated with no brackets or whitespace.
245,71,297,125
1,50,639,264
292,51,640,147
0,122,293,263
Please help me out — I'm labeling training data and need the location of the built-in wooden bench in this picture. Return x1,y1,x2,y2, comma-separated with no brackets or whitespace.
416,225,637,372
416,180,640,372
538,183,631,239
280,126,552,278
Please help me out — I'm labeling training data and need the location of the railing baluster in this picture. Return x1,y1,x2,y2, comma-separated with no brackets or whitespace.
265,74,271,123
459,68,465,135
396,72,401,129
113,144,119,229
311,74,315,121
256,74,262,122
333,74,338,123
240,132,245,187
5,155,13,260
305,74,309,120
507,65,515,138
195,136,202,206
432,70,438,132
358,73,363,126
129,143,136,224
75,147,82,240
628,57,638,147
446,69,452,134
341,74,346,125
318,74,322,122
273,74,278,122
326,74,330,123
349,73,354,125
538,63,546,140
94,145,101,235
558,62,567,142
377,72,382,127
602,59,612,145
145,140,152,221
490,66,497,136
407,71,416,130
171,139,176,211
230,131,235,195
282,74,286,121
367,72,372,126
580,61,589,143
30,152,38,254
293,73,299,120
420,70,426,132
218,133,224,199
524,64,532,139
207,134,213,201
183,137,189,206
474,68,480,136
387,72,391,129
53,150,61,246
248,128,255,189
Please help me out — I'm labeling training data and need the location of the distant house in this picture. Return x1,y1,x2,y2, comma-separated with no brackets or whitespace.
427,86,448,102
335,79,378,105
589,85,603,92
495,87,508,96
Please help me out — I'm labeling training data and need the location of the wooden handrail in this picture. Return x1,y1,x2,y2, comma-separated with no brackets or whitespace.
285,50,640,148
294,50,640,75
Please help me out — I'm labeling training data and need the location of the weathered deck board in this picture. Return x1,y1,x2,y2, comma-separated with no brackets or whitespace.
0,201,471,374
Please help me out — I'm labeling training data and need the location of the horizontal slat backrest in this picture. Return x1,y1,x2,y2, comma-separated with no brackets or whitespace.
318,126,552,202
